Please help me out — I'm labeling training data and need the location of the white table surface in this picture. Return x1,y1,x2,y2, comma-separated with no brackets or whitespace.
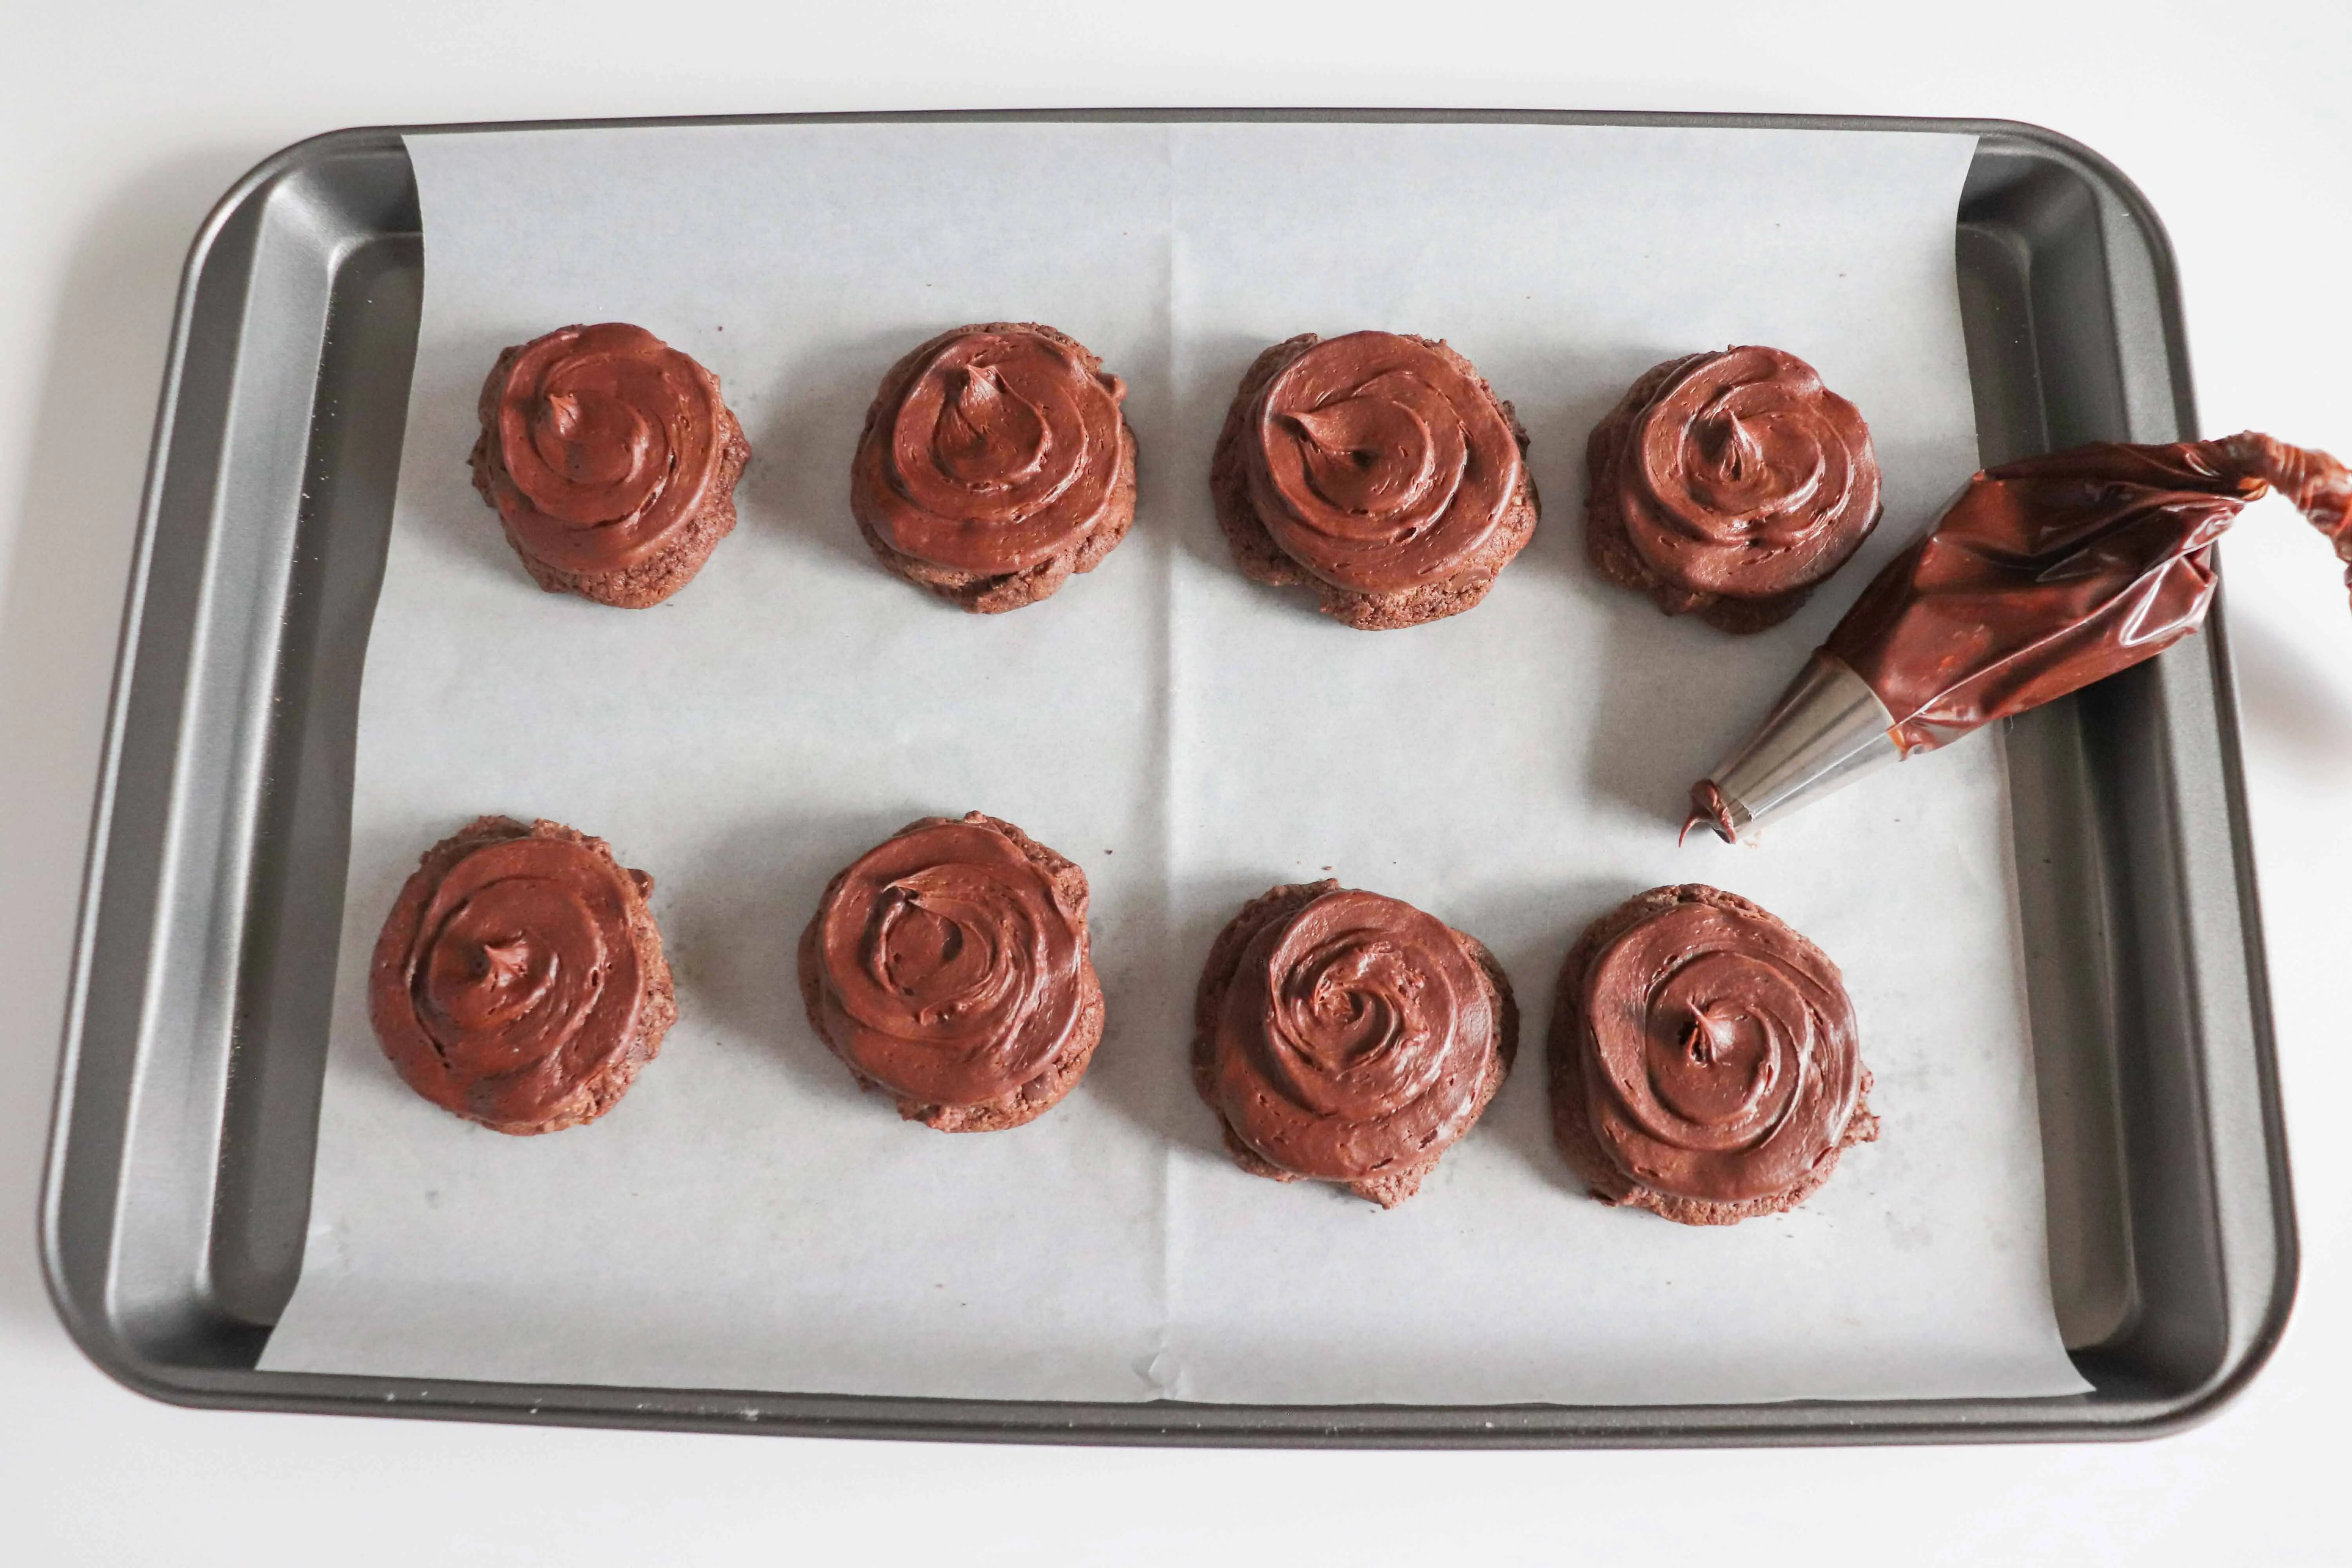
4,4,2345,1561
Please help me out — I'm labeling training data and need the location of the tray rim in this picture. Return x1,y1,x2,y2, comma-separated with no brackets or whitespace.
40,105,2298,1447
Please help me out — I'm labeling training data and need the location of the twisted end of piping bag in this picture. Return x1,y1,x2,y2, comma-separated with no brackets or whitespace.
2211,431,2352,600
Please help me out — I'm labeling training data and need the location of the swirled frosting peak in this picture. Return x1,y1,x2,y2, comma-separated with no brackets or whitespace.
1243,332,1523,593
370,818,664,1131
477,323,731,575
1208,883,1502,1183
1575,887,1862,1205
807,815,1093,1108
852,325,1130,574
1601,346,1880,606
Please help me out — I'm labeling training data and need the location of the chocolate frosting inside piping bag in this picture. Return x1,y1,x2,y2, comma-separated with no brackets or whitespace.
853,327,1128,573
1245,331,1521,593
1829,433,2352,752
1210,887,1494,1182
481,323,726,574
370,831,648,1127
1581,898,1862,1203
1685,432,2352,840
810,818,1089,1106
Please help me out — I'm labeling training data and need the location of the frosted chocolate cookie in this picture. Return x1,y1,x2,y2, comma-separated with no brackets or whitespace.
799,813,1105,1131
469,322,751,608
1585,347,1879,632
1210,331,1539,629
851,323,1138,613
1193,880,1517,1207
1549,884,1877,1224
369,816,676,1135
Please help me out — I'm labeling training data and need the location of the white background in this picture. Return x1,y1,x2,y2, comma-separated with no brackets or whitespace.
2,2,2345,1561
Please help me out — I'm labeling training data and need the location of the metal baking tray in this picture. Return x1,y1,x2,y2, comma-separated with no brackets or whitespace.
40,110,2296,1446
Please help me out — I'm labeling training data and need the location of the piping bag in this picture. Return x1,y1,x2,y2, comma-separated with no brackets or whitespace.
1685,433,2352,843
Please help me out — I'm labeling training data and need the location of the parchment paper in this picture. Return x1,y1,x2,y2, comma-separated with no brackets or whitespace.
260,121,2089,1403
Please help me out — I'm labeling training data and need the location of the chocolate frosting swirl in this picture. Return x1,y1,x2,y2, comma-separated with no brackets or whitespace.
852,325,1130,573
475,323,731,575
1575,889,1862,1205
1602,346,1880,606
1241,332,1523,593
370,818,662,1131
1207,884,1502,1183
807,815,1092,1107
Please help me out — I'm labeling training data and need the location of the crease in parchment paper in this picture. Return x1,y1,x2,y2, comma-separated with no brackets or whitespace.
258,121,2089,1403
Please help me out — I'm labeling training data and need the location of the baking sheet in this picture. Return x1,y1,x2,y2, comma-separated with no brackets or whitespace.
260,120,2089,1404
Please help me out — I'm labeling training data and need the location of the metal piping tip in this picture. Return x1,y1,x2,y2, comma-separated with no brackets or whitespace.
1684,653,1900,844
